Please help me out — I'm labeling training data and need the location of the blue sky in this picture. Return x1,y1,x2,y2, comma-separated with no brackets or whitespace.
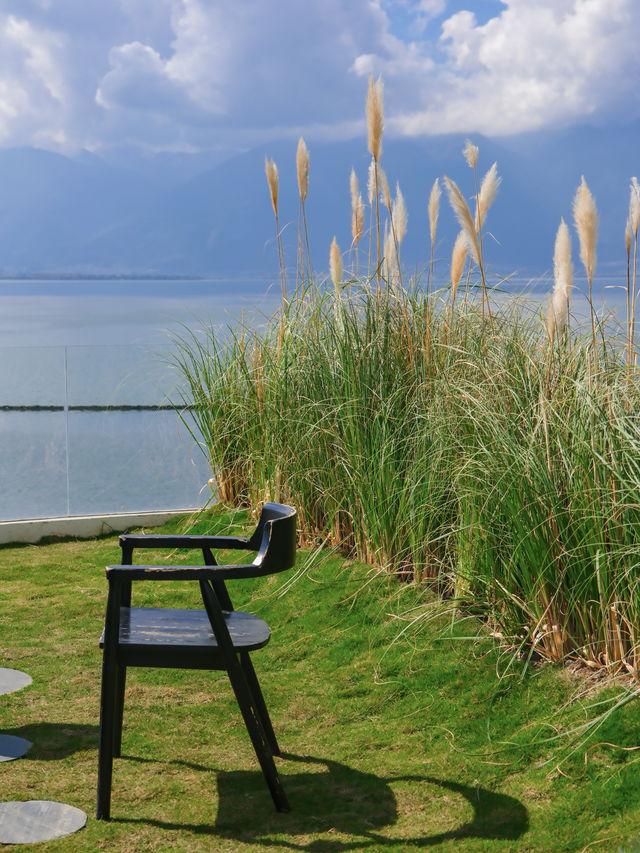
0,0,638,157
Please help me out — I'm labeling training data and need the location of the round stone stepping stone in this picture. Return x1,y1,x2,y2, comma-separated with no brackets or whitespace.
0,734,31,762
0,801,87,844
0,669,32,696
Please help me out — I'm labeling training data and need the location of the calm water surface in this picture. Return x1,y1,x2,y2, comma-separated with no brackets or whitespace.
0,279,281,521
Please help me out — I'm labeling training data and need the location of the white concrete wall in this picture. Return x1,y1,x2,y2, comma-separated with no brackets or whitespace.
0,510,192,545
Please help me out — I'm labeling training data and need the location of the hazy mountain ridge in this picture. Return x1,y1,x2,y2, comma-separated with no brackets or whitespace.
0,123,636,280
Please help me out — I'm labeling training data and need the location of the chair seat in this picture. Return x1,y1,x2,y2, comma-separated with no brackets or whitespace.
101,607,271,669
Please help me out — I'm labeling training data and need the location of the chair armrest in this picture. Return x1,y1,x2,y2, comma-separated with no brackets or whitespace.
119,534,252,551
105,562,265,581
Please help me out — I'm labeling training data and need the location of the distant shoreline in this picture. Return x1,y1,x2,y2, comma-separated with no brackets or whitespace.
0,273,206,281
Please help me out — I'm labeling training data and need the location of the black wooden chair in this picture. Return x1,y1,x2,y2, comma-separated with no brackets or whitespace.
96,502,297,820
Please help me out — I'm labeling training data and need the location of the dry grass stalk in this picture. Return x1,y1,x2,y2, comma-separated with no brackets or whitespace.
428,178,441,289
573,176,599,360
265,155,287,300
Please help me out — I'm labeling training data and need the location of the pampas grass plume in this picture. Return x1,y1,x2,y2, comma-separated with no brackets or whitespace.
265,156,279,217
475,162,501,231
350,169,364,247
350,168,359,211
450,230,467,304
463,139,478,169
630,176,640,237
330,236,342,291
383,221,392,278
546,294,556,344
429,178,440,247
379,166,391,210
296,137,309,202
443,175,481,267
367,158,376,205
392,183,407,245
573,176,598,283
366,74,384,162
551,217,572,340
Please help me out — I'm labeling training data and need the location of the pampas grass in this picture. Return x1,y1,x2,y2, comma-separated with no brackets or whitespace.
296,137,309,201
627,177,640,365
573,176,599,359
547,218,573,346
450,230,467,307
463,139,479,169
265,155,287,300
367,158,376,275
366,74,383,164
296,137,311,286
350,168,365,276
366,74,384,282
443,174,489,316
428,178,441,289
329,235,342,292
474,162,501,232
392,183,407,247
179,71,640,726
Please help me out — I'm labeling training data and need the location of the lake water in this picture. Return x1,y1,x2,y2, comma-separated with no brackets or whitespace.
0,279,281,521
0,276,631,521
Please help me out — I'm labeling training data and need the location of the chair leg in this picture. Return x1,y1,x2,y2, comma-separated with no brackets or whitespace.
96,657,119,820
240,652,281,756
113,665,127,758
225,655,290,812
199,578,289,812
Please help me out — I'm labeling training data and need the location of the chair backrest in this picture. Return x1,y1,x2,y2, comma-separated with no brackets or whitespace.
248,503,297,575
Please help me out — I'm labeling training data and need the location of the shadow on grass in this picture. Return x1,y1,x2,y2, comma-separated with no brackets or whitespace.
116,753,529,849
1,723,98,759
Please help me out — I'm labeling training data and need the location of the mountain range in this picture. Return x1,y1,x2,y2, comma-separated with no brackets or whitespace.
0,122,637,282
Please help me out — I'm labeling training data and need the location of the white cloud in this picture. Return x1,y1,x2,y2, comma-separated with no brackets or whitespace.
0,0,637,154
95,0,387,131
0,15,70,148
395,0,640,135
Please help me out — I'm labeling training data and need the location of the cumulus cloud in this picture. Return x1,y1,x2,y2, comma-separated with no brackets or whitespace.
0,0,637,154
0,14,69,148
393,0,640,135
95,0,386,131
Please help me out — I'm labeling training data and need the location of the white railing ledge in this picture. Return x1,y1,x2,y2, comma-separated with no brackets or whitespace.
0,509,196,546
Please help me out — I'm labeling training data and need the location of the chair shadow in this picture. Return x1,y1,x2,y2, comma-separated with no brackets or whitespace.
1,723,99,760
116,752,529,849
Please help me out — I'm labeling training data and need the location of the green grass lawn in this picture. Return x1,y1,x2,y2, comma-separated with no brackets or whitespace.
1,507,640,851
